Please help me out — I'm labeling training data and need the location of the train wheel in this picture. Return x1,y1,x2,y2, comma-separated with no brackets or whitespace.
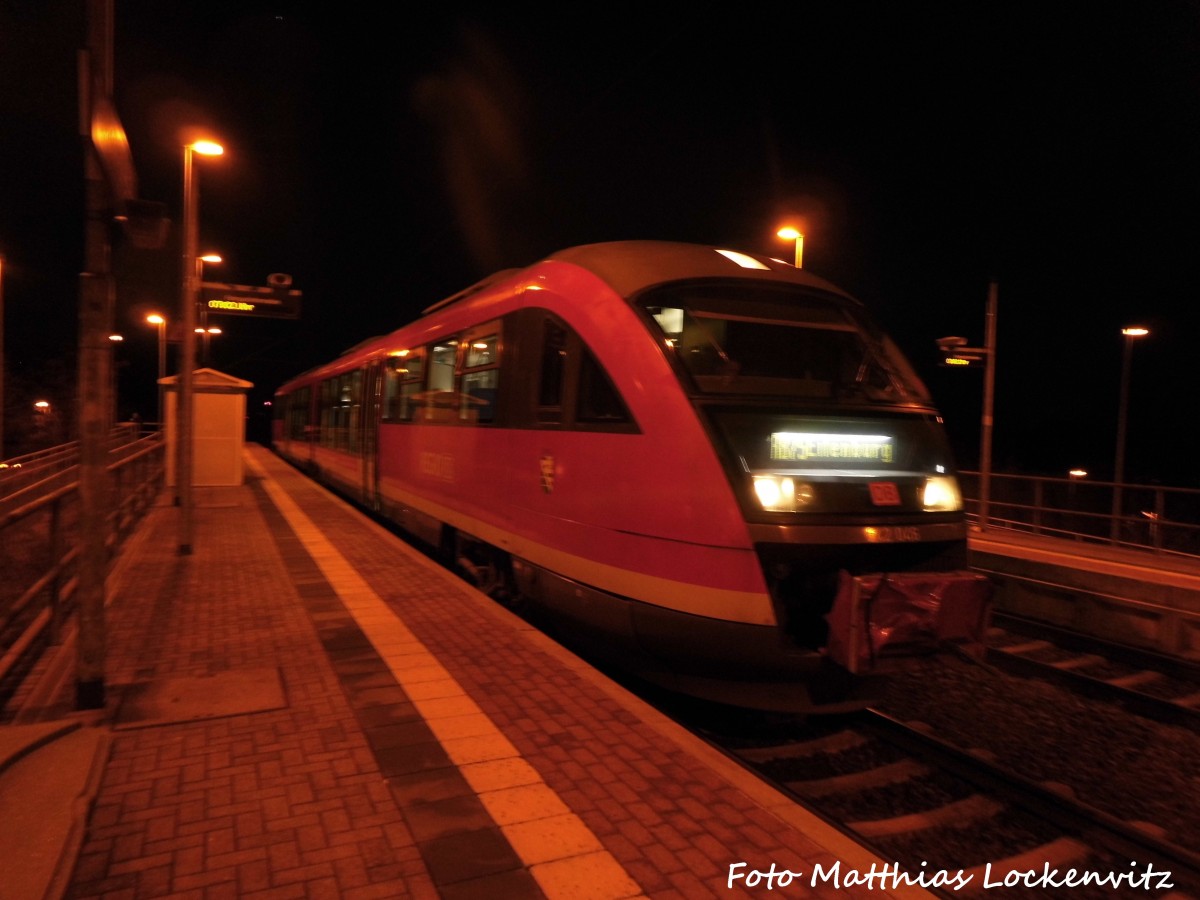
482,549,520,608
445,528,520,607
467,548,518,606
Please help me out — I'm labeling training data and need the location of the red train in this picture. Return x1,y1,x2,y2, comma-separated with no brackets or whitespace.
272,241,991,712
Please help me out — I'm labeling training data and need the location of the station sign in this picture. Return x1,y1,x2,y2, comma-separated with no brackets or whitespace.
200,282,302,319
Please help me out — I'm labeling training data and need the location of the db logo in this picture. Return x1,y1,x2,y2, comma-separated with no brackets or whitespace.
869,482,902,506
539,454,555,493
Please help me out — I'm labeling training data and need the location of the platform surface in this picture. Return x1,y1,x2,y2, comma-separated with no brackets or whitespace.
3,444,939,900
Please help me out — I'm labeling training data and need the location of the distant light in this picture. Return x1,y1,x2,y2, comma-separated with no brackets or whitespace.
199,253,222,264
108,333,124,342
714,249,769,270
263,401,272,407
1069,468,1088,478
34,400,50,410
1121,326,1149,337
147,313,165,325
777,227,802,240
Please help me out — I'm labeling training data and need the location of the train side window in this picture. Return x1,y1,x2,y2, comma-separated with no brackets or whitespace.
459,325,501,424
319,378,336,448
383,349,425,422
317,371,361,452
537,319,568,424
320,370,360,453
429,340,457,392
576,347,631,425
344,369,363,454
532,312,636,431
411,337,460,423
286,386,311,440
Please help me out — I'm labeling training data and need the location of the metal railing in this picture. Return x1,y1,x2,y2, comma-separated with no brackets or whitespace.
960,470,1200,560
0,431,165,711
0,423,150,498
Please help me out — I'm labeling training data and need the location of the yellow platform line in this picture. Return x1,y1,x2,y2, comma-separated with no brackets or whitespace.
246,454,645,900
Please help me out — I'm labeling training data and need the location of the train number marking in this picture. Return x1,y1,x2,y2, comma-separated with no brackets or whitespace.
418,451,455,483
866,526,922,543
869,481,902,506
539,454,555,493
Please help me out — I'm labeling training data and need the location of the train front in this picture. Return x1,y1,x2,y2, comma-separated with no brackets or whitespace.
635,266,991,709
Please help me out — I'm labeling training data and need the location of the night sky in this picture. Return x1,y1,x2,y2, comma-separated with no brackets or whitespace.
3,3,1200,484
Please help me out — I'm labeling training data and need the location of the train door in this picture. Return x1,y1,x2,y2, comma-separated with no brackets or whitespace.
360,360,384,510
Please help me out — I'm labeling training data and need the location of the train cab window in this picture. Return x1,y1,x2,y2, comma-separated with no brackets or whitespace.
383,350,425,422
641,284,928,403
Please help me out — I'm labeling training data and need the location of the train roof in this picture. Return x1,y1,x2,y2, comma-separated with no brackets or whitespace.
542,240,855,302
274,240,861,393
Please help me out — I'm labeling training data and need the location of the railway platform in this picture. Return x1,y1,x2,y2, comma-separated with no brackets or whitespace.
1,444,936,900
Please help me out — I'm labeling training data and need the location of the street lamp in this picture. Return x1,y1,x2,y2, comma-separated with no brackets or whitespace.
194,325,222,366
33,400,51,444
776,227,804,268
178,138,223,556
1110,325,1149,542
146,313,166,426
196,253,222,364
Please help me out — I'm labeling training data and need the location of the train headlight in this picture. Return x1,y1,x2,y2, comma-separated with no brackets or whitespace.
923,475,962,511
752,475,815,512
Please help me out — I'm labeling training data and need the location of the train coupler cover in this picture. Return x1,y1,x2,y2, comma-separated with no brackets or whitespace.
824,570,993,673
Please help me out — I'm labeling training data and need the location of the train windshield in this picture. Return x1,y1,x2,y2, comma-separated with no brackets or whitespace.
639,282,929,404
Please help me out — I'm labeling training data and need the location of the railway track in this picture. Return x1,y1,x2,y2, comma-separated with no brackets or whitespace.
985,612,1200,729
699,708,1200,898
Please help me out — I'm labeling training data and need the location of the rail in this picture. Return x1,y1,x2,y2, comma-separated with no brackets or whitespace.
960,469,1200,560
0,432,165,711
0,423,151,498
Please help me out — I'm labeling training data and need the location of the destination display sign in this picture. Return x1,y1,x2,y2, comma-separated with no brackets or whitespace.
200,282,302,319
769,431,895,464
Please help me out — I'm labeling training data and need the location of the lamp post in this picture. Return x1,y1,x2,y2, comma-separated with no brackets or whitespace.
178,139,223,556
146,313,166,426
776,226,804,268
1,254,5,460
1110,325,1149,542
108,333,123,425
935,280,998,530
